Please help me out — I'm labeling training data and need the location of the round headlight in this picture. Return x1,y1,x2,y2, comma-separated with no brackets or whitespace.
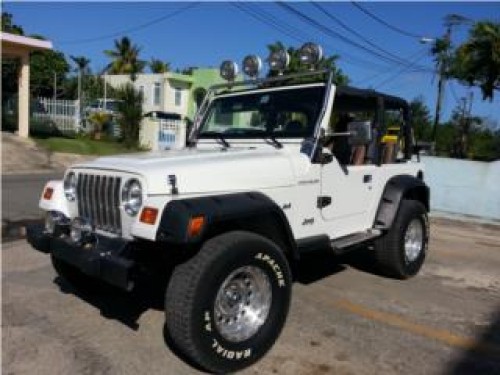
220,60,238,82
299,42,323,67
122,179,143,216
64,172,77,201
268,48,290,74
70,217,92,243
242,55,262,79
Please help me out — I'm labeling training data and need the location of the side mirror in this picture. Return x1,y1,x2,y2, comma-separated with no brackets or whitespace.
347,121,372,145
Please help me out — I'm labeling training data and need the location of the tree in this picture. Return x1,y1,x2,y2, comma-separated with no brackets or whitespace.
149,58,170,73
410,97,433,142
448,21,500,101
70,55,90,113
104,37,146,81
115,83,143,148
30,49,71,97
1,12,24,35
266,41,349,85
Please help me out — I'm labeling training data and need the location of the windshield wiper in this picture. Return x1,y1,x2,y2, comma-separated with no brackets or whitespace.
217,134,230,148
264,135,283,149
202,131,230,148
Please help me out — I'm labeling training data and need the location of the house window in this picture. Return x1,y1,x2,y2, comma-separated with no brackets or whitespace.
138,85,145,103
175,88,182,107
153,82,161,106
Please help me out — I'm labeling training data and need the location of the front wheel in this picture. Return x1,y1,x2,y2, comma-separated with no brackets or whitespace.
374,199,429,279
165,231,292,373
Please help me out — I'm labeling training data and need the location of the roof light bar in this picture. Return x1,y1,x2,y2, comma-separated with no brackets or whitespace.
219,60,238,82
242,55,262,79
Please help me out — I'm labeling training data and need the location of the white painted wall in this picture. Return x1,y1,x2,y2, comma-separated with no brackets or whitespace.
422,156,500,220
106,74,190,117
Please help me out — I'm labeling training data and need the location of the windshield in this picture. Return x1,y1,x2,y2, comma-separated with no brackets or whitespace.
198,85,325,139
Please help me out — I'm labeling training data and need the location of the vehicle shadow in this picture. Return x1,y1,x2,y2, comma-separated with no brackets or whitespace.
446,308,500,374
293,244,384,284
52,245,385,330
54,272,168,331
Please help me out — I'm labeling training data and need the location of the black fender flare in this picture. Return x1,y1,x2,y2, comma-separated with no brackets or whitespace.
156,192,299,259
374,174,430,230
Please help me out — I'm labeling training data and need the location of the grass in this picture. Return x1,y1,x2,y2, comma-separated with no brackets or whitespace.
33,136,144,156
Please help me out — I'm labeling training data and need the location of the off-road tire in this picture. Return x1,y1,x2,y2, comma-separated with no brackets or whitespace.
51,255,103,294
165,231,292,373
374,199,429,279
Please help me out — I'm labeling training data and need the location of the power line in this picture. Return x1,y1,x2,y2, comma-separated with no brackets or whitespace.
374,49,430,89
350,1,424,39
312,2,414,68
277,2,432,72
353,48,431,86
58,2,200,45
233,3,395,73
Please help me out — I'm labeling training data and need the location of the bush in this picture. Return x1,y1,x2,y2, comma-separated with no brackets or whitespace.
115,83,143,148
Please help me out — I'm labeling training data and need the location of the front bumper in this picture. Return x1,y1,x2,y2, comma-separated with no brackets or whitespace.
27,224,135,291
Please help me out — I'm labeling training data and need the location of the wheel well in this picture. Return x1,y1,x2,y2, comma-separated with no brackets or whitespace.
205,213,297,261
403,185,429,211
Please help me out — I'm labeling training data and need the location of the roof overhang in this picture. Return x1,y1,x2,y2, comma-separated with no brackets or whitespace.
1,32,53,57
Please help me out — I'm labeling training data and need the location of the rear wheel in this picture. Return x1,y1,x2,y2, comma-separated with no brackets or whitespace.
374,199,429,279
165,231,292,373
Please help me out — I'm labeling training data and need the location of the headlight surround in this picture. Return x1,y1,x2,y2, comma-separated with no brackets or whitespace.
64,172,77,201
122,179,143,216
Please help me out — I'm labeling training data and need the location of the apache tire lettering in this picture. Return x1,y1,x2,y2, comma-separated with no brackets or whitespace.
211,338,252,360
255,252,286,287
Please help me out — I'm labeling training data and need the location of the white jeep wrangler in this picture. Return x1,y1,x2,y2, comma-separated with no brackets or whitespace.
28,44,429,373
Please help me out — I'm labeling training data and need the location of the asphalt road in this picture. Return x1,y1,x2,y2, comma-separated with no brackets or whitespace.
3,218,500,374
2,172,63,230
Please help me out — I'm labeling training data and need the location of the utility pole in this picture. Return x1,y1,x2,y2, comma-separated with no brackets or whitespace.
431,14,471,153
53,72,57,100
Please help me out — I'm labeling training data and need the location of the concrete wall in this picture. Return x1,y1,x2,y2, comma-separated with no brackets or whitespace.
422,156,500,220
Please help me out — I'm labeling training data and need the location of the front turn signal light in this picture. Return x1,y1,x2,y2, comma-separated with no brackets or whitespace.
188,216,205,237
140,207,158,225
43,187,54,200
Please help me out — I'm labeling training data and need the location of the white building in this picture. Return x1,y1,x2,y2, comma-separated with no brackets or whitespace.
106,72,194,118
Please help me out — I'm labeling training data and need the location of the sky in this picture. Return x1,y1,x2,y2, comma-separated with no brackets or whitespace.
4,1,500,125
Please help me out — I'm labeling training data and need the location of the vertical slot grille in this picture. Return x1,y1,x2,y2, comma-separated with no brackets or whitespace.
76,173,122,234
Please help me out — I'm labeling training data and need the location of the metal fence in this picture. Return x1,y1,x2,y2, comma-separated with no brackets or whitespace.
158,119,186,150
32,97,81,135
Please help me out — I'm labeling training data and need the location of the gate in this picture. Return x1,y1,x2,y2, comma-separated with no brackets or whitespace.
32,97,81,135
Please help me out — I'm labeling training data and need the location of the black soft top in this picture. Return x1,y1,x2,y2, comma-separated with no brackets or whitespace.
335,86,409,111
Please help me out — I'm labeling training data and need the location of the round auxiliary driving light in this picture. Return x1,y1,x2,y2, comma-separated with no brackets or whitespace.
220,60,238,82
64,171,78,201
242,55,262,79
70,217,93,243
45,211,63,234
268,49,290,74
299,42,323,67
122,179,143,216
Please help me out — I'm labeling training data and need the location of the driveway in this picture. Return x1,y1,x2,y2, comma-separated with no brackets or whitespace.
3,217,500,374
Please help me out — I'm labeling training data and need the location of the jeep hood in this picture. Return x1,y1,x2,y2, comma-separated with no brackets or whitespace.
71,147,310,195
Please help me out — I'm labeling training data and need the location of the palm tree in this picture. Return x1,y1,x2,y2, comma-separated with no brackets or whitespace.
70,55,90,102
149,58,170,73
104,37,146,81
451,21,500,101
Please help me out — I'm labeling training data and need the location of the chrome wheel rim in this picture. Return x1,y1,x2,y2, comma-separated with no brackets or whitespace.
404,219,424,263
214,265,272,343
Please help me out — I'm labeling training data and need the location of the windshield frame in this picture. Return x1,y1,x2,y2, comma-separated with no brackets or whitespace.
196,83,327,140
189,69,335,159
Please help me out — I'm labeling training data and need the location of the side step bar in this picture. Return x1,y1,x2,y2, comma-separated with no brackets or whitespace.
330,230,381,255
296,230,382,257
